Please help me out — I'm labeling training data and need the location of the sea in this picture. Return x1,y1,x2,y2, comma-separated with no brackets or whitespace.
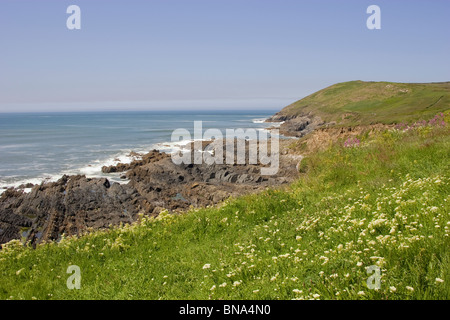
0,110,277,193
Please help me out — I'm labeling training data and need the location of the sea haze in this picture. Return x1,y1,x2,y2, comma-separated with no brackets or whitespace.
0,110,276,192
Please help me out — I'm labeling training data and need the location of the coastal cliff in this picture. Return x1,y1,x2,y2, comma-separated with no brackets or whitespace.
1,80,449,246
266,80,450,137
0,82,448,300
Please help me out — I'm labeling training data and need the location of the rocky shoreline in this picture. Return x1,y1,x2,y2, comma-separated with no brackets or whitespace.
265,112,327,138
0,137,303,246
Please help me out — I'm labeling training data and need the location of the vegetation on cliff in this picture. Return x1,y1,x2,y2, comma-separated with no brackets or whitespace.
274,81,450,126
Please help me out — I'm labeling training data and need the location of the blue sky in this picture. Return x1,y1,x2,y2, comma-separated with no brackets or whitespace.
0,0,449,112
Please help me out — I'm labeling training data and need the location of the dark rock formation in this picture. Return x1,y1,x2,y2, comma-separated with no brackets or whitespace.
0,175,143,246
0,140,300,246
266,113,325,137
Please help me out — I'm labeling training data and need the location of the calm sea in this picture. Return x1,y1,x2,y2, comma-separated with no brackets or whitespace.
0,110,276,191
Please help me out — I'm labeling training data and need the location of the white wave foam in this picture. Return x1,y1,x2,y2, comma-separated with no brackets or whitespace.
269,121,285,128
252,118,268,124
0,175,61,195
152,138,210,155
78,151,142,177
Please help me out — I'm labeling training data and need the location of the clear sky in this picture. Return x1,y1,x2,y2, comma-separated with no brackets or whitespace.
0,0,449,112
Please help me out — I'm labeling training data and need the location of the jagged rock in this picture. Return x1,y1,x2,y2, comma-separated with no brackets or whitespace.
266,112,325,138
0,175,144,246
0,140,300,246
102,150,169,173
17,183,35,189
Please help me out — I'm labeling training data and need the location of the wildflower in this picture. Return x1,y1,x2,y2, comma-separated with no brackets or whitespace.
357,262,363,267
390,286,397,293
293,289,303,294
219,283,227,288
357,291,365,296
344,137,360,148
253,290,260,294
202,264,211,270
312,294,320,299
210,285,216,291
406,286,414,292
435,278,444,283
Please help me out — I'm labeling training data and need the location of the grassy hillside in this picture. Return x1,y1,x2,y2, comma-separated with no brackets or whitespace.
278,81,450,126
1,112,448,300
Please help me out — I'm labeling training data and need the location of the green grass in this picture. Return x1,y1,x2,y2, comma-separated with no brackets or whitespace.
279,81,450,126
0,117,449,300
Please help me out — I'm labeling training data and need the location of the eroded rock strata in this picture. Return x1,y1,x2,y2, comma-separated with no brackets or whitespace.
266,112,326,138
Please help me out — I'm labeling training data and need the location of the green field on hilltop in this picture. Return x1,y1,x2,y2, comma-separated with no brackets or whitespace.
1,112,449,300
279,81,450,126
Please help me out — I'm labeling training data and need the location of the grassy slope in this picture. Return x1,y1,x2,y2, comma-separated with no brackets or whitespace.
279,81,450,125
1,118,449,300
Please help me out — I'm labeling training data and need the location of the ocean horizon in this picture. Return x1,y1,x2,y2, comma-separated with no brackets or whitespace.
0,110,277,192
